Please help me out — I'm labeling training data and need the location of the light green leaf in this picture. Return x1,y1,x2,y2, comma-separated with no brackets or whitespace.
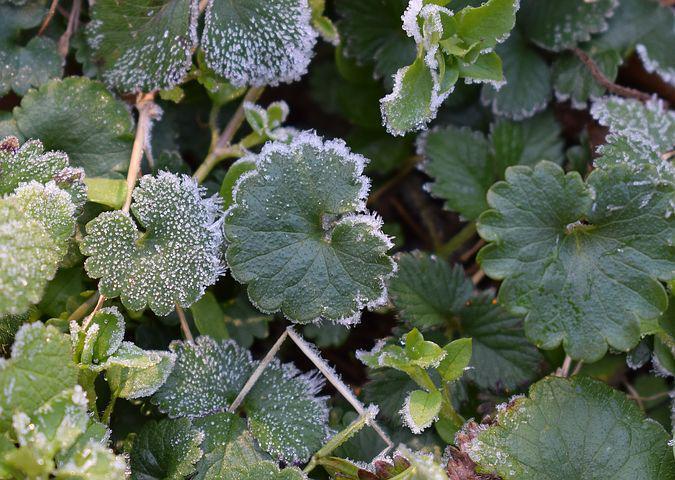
519,0,618,52
87,0,199,92
220,158,256,211
454,0,518,52
201,0,317,87
220,461,306,480
0,323,78,431
71,306,125,365
84,177,128,208
481,29,551,120
130,418,203,480
224,132,394,324
54,441,127,480
402,389,442,434
81,172,225,316
0,2,62,96
404,328,446,368
438,338,472,382
190,291,229,341
477,162,674,361
465,376,675,479
103,342,175,399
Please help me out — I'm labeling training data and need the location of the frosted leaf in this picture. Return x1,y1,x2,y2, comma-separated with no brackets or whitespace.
0,137,68,194
590,96,675,184
519,0,618,52
465,376,675,479
55,441,127,480
201,0,317,87
12,77,135,177
81,172,225,316
0,2,62,96
635,6,675,86
152,337,330,463
0,323,78,431
130,418,203,480
103,341,175,399
401,389,442,434
216,461,306,480
152,337,254,417
224,132,395,325
87,0,199,92
71,306,125,365
243,100,291,141
477,162,675,361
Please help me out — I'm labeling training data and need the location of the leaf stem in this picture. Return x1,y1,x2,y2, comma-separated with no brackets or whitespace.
559,355,573,377
436,222,478,259
367,155,421,206
193,87,265,183
175,303,193,341
67,291,101,322
37,0,59,35
101,390,119,425
228,329,289,412
57,0,81,57
81,294,106,331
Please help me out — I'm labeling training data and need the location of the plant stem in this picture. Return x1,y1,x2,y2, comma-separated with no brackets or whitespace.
193,87,264,183
67,291,101,322
123,92,159,212
101,390,119,425
228,329,289,412
57,0,81,57
436,222,477,259
441,385,465,428
573,48,652,102
81,294,106,331
367,155,421,206
37,0,59,35
559,355,573,377
175,303,193,341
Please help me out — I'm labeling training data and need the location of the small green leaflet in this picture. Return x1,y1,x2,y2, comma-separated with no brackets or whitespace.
71,306,125,365
224,132,394,325
219,461,306,480
633,2,675,86
81,172,225,316
201,0,317,87
477,161,674,361
403,389,442,434
519,0,618,52
0,2,62,96
12,77,134,177
464,376,675,479
87,0,199,92
103,342,176,399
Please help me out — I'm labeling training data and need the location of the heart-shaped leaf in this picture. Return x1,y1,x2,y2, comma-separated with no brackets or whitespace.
438,338,472,382
401,389,442,434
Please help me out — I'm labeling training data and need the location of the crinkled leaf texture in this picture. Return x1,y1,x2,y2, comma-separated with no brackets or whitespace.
81,172,225,316
224,132,395,325
87,0,199,92
477,161,674,361
152,336,330,463
201,0,317,87
0,137,84,316
519,0,618,52
12,77,134,177
464,376,675,479
590,96,675,185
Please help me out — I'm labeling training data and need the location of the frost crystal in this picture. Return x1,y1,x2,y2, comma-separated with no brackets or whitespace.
81,172,225,316
201,0,317,87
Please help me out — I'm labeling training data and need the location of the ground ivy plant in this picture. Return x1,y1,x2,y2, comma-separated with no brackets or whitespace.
1,0,674,479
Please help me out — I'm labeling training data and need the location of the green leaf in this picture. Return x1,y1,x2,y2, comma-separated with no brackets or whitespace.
404,328,446,368
219,461,306,480
336,0,416,82
481,30,551,120
54,441,127,479
438,338,472,382
103,341,175,399
454,0,518,52
402,389,442,434
0,312,28,353
477,162,674,361
633,4,675,86
71,306,125,365
464,376,675,479
12,77,134,177
190,291,229,341
519,0,618,52
461,292,543,392
0,323,78,431
192,412,267,480
87,0,199,92
302,322,350,348
220,157,256,210
0,2,62,96
221,295,271,348
81,172,225,316
130,418,203,480
552,47,621,109
84,177,128,208
224,132,394,324
201,0,317,87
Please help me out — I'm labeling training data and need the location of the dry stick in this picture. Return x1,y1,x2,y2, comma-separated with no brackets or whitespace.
573,48,652,102
459,239,486,263
559,355,573,377
471,269,485,286
228,329,290,413
37,0,59,35
193,87,265,183
81,294,106,330
286,327,394,450
57,0,81,57
175,303,193,341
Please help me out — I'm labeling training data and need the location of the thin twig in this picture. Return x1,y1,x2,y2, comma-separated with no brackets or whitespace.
228,330,289,412
67,292,101,322
471,269,485,286
572,360,584,376
627,390,672,403
460,239,486,263
175,303,193,341
57,0,81,57
81,294,106,330
193,87,265,183
559,355,573,377
38,0,59,35
573,48,651,102
123,92,159,212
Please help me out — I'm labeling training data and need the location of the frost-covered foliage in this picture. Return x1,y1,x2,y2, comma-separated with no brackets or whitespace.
81,172,225,316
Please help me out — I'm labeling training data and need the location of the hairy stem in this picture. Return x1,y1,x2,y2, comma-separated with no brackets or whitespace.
193,87,265,183
573,48,651,102
175,303,193,341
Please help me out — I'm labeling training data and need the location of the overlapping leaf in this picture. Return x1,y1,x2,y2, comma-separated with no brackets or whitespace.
223,132,394,324
464,376,675,479
477,161,674,361
81,172,225,315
